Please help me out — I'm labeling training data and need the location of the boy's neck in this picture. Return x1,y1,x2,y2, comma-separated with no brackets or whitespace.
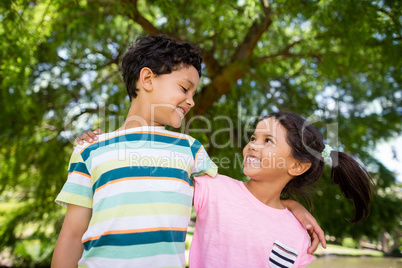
117,100,165,131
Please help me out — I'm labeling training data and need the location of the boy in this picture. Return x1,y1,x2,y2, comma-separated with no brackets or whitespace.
52,35,217,268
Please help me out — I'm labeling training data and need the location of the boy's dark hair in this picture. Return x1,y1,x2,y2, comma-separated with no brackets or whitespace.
121,35,202,100
260,112,373,222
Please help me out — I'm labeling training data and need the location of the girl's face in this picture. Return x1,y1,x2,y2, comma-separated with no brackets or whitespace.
242,117,296,181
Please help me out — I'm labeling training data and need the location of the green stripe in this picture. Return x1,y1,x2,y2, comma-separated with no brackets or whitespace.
61,182,92,198
55,192,92,209
69,151,84,163
82,241,185,259
90,203,191,226
93,192,192,212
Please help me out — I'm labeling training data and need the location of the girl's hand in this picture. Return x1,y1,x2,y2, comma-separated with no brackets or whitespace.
74,129,104,146
281,199,326,254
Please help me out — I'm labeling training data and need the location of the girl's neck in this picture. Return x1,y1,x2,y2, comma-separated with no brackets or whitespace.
243,179,285,209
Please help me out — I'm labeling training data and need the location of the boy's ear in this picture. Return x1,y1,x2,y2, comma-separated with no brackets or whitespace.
288,161,311,177
139,67,154,92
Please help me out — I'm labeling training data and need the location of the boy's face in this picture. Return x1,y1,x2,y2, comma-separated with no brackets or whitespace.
149,65,199,128
242,117,296,181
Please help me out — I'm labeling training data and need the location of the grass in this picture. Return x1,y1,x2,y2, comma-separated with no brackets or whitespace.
314,244,385,257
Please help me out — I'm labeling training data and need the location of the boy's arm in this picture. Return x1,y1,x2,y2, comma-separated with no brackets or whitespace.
281,199,326,254
52,204,92,268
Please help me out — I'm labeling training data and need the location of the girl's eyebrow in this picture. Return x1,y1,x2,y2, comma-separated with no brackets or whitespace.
253,132,277,141
266,134,277,140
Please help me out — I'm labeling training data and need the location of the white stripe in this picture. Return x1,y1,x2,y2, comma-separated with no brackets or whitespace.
91,148,193,167
268,260,284,268
274,240,299,256
93,179,194,206
79,254,185,268
273,240,299,259
270,253,294,267
67,173,92,187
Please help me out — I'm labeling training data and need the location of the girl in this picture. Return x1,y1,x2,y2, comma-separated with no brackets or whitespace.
76,112,371,267
189,112,372,267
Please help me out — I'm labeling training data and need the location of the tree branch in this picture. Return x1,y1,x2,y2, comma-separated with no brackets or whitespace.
193,3,274,115
233,1,273,60
200,48,221,75
120,0,161,35
253,39,303,62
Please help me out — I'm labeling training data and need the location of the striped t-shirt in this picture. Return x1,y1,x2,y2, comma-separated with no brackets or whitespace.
56,126,218,268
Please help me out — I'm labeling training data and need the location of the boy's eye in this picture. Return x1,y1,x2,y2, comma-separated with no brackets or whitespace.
265,138,273,143
180,86,189,92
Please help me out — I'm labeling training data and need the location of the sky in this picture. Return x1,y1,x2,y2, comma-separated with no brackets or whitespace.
375,136,402,183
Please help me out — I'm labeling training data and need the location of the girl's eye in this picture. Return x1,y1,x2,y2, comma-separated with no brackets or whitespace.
265,138,273,143
181,86,189,93
250,136,256,141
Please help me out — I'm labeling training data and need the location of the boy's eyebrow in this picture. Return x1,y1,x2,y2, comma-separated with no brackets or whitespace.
184,79,195,87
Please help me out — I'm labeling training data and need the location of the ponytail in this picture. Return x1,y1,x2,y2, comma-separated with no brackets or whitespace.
264,112,373,223
330,151,373,222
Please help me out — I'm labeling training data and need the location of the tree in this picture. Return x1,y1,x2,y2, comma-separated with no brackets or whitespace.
1,0,401,265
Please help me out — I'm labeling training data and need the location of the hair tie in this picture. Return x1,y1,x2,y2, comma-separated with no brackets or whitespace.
321,144,333,165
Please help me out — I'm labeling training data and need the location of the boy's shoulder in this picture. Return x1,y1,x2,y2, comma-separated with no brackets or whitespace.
74,127,204,154
151,128,205,148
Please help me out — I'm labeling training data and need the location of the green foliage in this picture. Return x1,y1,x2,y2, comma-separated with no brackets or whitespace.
1,0,401,265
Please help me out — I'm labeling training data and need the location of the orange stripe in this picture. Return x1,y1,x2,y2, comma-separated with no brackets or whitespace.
82,227,188,243
94,176,191,193
79,130,188,154
69,171,91,178
194,147,202,164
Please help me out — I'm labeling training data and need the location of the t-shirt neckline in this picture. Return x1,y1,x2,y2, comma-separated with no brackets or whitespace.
114,125,166,133
239,180,289,213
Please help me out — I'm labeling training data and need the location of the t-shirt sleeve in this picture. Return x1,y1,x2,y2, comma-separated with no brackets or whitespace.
193,175,211,215
294,233,315,267
55,146,93,209
189,138,218,178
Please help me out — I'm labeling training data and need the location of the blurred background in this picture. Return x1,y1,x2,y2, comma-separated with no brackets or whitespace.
0,0,401,267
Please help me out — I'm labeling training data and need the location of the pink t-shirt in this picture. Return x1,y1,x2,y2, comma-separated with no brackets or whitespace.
189,174,315,268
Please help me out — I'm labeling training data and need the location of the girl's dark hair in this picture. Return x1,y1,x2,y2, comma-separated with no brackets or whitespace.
121,34,202,100
260,112,372,222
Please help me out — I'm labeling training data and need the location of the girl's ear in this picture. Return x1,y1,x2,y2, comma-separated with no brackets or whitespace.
139,67,154,92
288,161,312,177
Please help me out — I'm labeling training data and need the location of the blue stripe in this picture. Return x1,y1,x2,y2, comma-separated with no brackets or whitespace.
81,133,190,161
93,191,193,212
190,139,202,159
68,162,90,175
83,230,187,250
93,166,192,192
269,257,288,268
272,250,295,264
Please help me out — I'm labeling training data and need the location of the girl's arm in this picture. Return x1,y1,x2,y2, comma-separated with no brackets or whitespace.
75,129,104,145
51,204,92,268
281,199,326,254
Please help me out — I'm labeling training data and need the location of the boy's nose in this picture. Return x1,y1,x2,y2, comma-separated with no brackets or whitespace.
186,96,195,107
